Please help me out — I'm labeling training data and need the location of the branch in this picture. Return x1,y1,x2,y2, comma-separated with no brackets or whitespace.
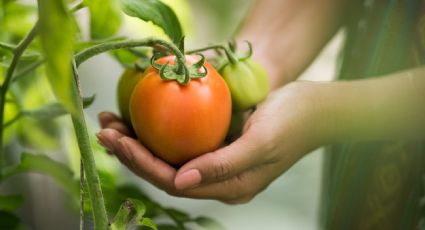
0,21,39,176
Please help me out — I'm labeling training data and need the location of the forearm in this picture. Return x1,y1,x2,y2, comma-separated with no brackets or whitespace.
317,67,425,142
237,0,347,89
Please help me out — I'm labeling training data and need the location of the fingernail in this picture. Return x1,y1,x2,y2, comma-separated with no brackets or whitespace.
96,132,114,151
117,138,133,161
175,169,202,190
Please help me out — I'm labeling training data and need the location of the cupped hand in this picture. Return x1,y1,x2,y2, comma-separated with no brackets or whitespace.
97,82,328,204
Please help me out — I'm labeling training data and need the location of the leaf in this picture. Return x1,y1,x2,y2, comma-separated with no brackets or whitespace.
109,199,153,230
0,195,24,212
23,95,95,119
37,0,79,116
110,200,132,230
0,211,20,230
83,95,96,108
1,153,78,196
120,0,183,44
24,103,67,119
193,217,225,230
139,217,157,230
84,0,122,39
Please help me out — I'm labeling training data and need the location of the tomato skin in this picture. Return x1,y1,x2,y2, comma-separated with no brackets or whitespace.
117,68,145,124
221,58,269,111
130,55,232,166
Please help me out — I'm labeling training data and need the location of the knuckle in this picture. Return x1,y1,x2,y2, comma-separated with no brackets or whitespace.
211,156,234,181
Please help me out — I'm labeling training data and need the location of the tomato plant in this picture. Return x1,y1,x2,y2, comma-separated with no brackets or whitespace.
130,55,232,166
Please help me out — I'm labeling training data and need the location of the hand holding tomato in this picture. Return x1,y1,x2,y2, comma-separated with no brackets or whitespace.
97,81,330,203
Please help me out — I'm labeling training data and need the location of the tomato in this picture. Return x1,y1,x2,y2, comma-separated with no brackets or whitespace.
225,111,244,143
129,55,232,166
117,68,145,124
221,58,269,111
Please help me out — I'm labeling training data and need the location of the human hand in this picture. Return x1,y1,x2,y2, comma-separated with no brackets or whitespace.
97,82,330,204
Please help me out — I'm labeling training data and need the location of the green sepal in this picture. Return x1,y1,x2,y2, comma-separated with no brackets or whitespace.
150,53,207,85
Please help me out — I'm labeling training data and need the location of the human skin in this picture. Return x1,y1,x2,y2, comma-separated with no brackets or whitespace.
96,0,425,203
97,67,425,203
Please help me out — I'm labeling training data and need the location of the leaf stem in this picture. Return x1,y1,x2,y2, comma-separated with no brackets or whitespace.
0,21,38,178
0,41,16,52
12,59,45,83
2,112,23,129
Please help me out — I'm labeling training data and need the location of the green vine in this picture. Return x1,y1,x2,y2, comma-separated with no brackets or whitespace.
0,22,39,178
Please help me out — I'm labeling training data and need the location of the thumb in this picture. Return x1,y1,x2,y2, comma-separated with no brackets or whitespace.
174,130,266,190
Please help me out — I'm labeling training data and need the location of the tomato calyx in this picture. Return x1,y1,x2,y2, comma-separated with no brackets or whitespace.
150,53,208,85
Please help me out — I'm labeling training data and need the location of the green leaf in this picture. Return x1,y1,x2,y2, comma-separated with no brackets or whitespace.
120,0,183,44
24,103,67,119
110,198,152,230
37,0,79,116
193,217,225,230
0,211,20,230
84,0,122,39
110,200,132,230
139,217,158,230
1,153,78,196
0,195,24,212
23,95,95,119
83,94,96,108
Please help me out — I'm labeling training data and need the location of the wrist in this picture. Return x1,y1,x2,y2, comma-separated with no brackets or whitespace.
292,81,340,145
278,81,337,149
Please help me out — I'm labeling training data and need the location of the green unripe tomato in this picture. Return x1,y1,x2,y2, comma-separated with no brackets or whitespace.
221,58,269,111
117,68,144,124
225,111,244,142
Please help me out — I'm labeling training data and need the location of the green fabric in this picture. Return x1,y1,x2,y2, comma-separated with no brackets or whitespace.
321,1,425,229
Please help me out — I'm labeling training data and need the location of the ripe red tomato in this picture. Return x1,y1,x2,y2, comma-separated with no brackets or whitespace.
129,55,232,166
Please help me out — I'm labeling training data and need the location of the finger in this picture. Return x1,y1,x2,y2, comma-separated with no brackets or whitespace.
98,112,121,128
97,128,129,159
115,137,177,192
173,163,280,204
98,112,131,136
174,128,270,190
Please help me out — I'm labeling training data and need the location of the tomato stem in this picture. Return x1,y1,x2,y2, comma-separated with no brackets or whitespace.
75,37,191,85
187,44,239,64
71,60,109,230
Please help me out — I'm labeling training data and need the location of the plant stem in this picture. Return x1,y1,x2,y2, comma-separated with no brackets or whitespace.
80,158,85,230
12,59,45,83
71,61,108,230
0,41,16,52
74,38,185,68
0,22,38,177
2,112,22,129
187,44,239,64
74,38,189,84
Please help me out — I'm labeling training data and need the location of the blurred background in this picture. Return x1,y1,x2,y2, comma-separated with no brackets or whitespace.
79,0,343,229
1,0,343,229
